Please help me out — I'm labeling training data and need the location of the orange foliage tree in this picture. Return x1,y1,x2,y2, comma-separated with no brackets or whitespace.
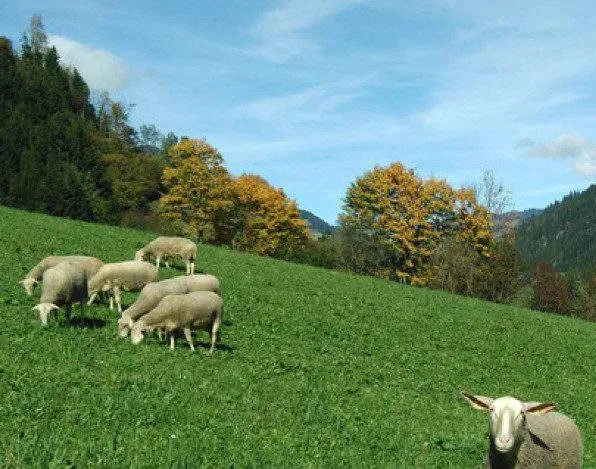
340,162,492,285
159,139,237,244
233,174,311,257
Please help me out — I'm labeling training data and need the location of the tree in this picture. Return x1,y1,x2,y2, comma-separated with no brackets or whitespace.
103,153,164,214
233,174,311,258
138,124,162,154
21,14,47,55
532,261,569,314
340,162,492,285
159,139,236,243
475,169,512,216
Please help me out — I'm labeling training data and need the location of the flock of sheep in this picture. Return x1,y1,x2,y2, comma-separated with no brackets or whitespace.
19,236,585,467
21,236,222,352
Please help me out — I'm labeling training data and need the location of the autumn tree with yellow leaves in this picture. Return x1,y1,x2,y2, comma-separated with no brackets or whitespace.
233,174,311,258
340,162,492,285
159,139,311,257
159,139,237,244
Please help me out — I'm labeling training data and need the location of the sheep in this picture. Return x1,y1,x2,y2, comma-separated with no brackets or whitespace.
134,236,197,275
462,392,582,468
118,274,220,338
130,291,222,353
31,261,88,325
20,255,103,296
87,261,159,313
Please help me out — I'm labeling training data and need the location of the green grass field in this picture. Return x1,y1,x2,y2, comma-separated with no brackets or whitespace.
0,205,594,467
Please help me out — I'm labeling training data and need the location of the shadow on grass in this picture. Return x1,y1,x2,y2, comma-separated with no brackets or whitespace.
64,316,107,328
197,341,233,353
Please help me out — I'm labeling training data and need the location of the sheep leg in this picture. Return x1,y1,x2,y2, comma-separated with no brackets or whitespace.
183,328,195,352
209,321,220,354
157,329,163,341
109,295,114,310
113,286,122,313
170,334,175,350
156,257,161,269
165,260,170,269
190,261,195,275
87,291,98,306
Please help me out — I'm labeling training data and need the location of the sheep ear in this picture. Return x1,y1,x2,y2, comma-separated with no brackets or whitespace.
523,402,556,414
31,305,40,312
462,392,493,411
49,304,59,310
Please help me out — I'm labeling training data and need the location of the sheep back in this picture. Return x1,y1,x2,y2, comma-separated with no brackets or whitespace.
88,261,158,293
142,237,197,261
39,262,88,306
26,255,103,281
139,291,222,332
486,412,582,469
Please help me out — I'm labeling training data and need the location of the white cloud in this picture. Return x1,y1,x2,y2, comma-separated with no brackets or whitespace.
519,133,596,177
252,0,364,62
411,1,596,135
48,34,131,91
232,83,366,125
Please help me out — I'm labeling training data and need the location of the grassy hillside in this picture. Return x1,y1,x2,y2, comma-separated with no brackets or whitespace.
0,205,595,467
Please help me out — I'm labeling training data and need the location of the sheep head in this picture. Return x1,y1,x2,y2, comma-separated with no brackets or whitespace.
130,322,146,345
462,392,556,454
134,249,146,262
20,278,38,296
117,314,134,338
32,303,59,325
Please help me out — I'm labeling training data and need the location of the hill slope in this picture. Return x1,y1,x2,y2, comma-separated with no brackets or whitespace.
516,185,596,271
492,208,541,237
299,209,335,236
0,205,595,467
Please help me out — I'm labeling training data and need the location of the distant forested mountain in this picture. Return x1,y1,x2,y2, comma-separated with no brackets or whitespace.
516,185,596,271
492,208,541,237
299,210,335,236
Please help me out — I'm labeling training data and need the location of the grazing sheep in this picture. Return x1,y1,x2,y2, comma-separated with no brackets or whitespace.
118,274,220,337
134,236,197,275
87,261,158,313
31,261,88,325
20,255,103,296
462,392,582,469
130,291,222,353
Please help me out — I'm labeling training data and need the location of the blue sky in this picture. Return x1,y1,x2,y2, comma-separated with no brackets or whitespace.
2,1,596,223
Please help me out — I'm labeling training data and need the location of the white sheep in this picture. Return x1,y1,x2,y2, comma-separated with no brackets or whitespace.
130,291,222,353
118,274,220,337
462,392,582,468
20,255,103,296
31,261,88,325
87,261,159,313
134,236,197,275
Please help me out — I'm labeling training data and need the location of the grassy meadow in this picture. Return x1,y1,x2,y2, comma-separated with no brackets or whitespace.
0,205,594,467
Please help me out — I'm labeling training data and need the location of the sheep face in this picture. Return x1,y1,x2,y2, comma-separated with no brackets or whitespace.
20,278,37,296
32,303,59,325
462,393,557,454
130,324,146,344
117,315,133,338
134,249,146,262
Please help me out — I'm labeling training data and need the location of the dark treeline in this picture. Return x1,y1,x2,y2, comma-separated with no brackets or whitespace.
0,18,177,227
516,184,596,273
